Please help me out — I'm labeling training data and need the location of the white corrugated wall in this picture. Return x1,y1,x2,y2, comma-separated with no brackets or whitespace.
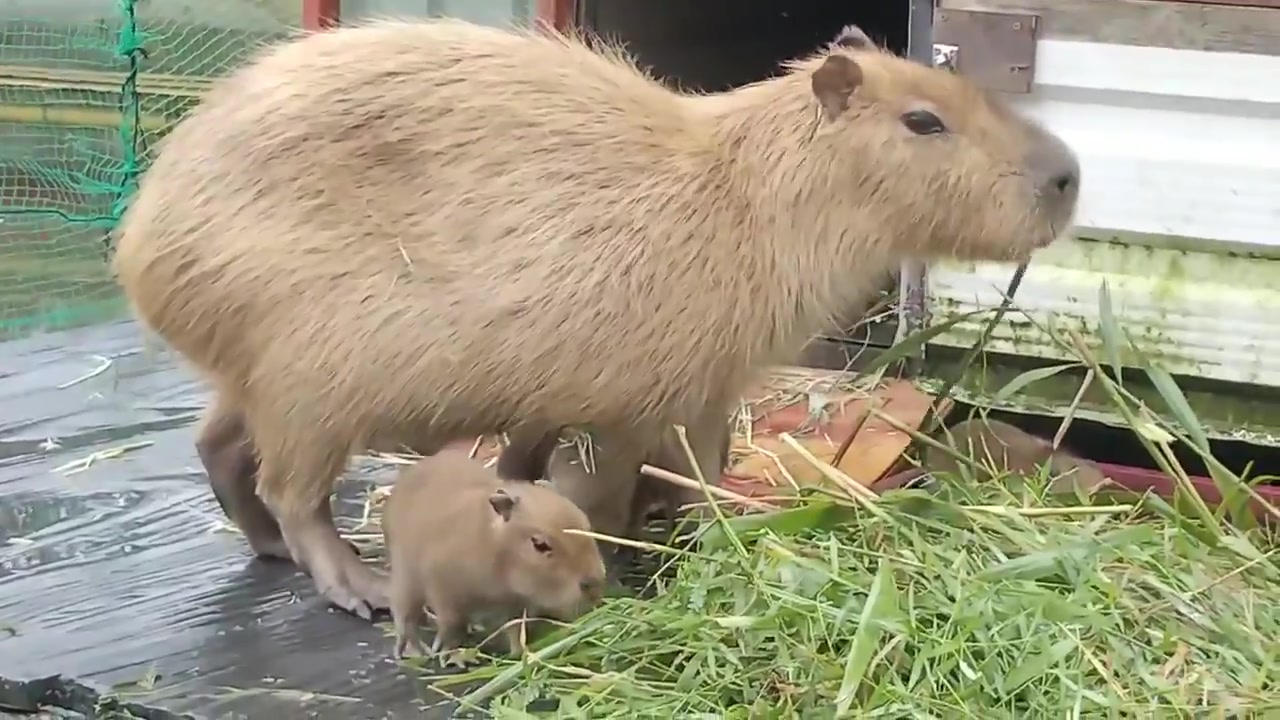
927,38,1280,387
340,0,534,28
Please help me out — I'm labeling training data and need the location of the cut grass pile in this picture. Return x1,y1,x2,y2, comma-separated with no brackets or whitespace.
432,473,1277,717
412,288,1280,717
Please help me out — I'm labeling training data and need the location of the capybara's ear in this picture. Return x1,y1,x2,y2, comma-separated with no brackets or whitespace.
811,55,864,121
489,488,518,521
832,24,875,50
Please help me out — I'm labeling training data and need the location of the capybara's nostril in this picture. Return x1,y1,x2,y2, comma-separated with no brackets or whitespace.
581,578,604,601
1052,171,1075,195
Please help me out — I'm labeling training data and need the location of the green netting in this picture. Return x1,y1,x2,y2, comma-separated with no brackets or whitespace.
0,0,298,339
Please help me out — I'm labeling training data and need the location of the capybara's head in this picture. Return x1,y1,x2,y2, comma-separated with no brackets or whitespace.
791,24,1080,263
488,484,607,621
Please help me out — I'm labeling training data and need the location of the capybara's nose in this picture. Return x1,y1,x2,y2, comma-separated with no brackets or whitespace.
1028,128,1081,227
581,577,604,603
1050,170,1076,197
1034,147,1079,197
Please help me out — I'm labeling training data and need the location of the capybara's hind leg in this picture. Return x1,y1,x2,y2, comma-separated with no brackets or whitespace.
195,395,290,561
496,428,561,482
255,444,390,621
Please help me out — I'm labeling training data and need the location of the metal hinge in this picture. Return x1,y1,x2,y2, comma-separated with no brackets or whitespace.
931,9,1038,93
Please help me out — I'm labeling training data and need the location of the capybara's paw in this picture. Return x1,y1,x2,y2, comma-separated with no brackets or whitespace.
313,561,391,621
393,635,425,660
439,647,479,669
247,535,294,563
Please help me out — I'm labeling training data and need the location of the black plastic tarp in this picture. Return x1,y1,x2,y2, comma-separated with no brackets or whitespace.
0,320,451,718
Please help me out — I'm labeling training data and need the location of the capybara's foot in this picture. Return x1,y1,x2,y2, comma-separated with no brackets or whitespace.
247,534,293,562
393,633,426,660
316,552,390,621
439,647,478,669
427,619,474,667
502,622,529,659
283,518,391,620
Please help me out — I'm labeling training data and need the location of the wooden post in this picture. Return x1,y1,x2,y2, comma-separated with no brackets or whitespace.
535,0,577,31
302,0,340,30
895,0,937,375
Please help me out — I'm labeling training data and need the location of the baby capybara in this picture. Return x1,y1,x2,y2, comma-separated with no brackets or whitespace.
382,449,607,663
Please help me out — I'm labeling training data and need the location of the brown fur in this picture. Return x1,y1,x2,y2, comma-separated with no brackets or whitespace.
547,416,734,546
382,449,606,661
924,418,1109,493
110,19,1080,617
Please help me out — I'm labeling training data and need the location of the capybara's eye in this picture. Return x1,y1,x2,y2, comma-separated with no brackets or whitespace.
531,537,553,554
900,110,946,136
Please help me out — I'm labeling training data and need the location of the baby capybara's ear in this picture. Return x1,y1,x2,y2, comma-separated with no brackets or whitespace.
832,24,876,51
811,54,865,121
488,488,518,521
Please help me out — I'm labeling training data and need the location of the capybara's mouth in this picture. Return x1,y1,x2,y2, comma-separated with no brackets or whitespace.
1035,228,1061,249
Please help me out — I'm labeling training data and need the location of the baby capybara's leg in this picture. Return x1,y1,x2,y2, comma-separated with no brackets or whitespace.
195,394,290,561
496,428,561,482
253,439,390,620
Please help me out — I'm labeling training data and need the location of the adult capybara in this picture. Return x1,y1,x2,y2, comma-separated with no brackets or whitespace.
111,19,1080,618
923,418,1109,493
382,450,606,664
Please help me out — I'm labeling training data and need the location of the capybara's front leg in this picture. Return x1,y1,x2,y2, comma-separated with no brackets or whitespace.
496,428,561,482
389,571,426,659
426,602,473,668
669,413,735,525
552,430,643,565
255,447,390,620
195,395,291,561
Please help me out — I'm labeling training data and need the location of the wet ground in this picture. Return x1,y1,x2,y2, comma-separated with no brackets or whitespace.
0,320,449,718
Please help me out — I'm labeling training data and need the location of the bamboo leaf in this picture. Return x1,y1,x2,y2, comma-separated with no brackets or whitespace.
858,309,990,376
1001,639,1077,695
1143,366,1256,528
993,362,1081,403
1144,365,1209,453
1097,281,1125,383
835,560,899,716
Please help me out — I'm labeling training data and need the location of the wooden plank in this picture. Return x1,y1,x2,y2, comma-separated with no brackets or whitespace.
939,0,1280,55
730,376,946,492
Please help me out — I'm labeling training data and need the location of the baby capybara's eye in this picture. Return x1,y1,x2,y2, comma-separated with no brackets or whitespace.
531,536,553,554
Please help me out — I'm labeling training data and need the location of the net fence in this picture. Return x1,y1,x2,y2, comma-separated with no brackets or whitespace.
0,0,298,339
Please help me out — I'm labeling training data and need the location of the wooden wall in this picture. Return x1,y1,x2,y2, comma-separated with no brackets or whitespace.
938,0,1279,55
